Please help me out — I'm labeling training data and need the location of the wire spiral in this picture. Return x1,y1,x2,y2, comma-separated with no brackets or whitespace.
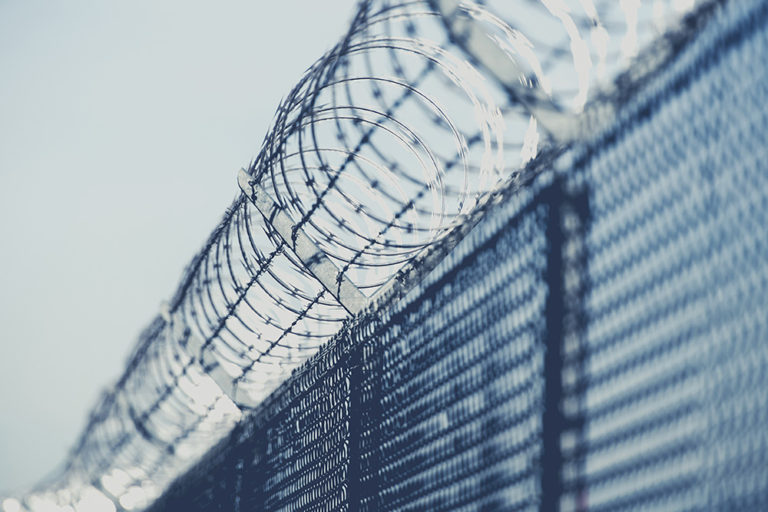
3,1,703,511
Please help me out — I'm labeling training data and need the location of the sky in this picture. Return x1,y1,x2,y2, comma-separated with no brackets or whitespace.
0,0,355,495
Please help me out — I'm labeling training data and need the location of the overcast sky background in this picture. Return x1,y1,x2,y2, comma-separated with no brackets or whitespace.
0,0,354,494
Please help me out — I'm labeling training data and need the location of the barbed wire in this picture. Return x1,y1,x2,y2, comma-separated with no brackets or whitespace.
2,1,705,511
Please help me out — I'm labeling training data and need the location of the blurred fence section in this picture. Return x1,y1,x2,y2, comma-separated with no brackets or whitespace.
5,0,763,511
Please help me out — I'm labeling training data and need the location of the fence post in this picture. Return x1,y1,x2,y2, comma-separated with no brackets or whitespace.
541,181,589,512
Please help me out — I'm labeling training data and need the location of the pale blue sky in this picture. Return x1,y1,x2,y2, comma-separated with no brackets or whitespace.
0,0,354,494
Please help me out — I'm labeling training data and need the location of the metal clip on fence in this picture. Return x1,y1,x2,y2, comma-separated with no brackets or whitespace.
237,168,367,315
431,0,616,143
